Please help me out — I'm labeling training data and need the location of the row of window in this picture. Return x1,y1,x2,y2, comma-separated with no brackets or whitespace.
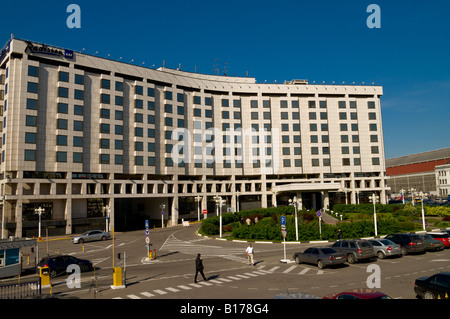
23,148,381,168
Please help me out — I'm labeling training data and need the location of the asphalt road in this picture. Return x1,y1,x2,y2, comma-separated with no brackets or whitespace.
32,223,450,300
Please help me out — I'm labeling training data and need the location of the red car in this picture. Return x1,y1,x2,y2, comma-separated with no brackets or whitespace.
323,288,392,299
427,232,450,248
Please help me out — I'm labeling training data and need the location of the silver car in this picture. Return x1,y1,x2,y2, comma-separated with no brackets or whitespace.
72,230,110,244
368,239,402,259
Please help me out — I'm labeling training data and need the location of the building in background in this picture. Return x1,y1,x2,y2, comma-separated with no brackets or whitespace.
386,147,450,198
0,38,389,238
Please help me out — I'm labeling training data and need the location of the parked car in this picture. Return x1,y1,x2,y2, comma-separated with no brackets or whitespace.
293,247,346,269
323,288,392,299
384,233,426,256
331,239,375,264
37,255,93,278
427,232,450,249
368,239,402,259
414,272,450,299
417,234,445,251
72,230,110,244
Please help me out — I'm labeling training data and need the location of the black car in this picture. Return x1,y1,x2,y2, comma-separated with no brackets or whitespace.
384,233,426,256
414,272,450,299
37,255,93,278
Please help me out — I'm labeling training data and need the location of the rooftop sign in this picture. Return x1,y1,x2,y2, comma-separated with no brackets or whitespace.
25,41,74,59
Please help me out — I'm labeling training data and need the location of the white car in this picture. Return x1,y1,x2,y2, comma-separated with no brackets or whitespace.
72,230,110,244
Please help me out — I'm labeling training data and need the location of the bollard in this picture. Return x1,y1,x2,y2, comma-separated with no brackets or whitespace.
153,249,156,259
82,243,85,252
27,254,30,265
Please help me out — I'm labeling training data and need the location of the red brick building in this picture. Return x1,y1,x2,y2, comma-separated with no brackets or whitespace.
386,148,450,196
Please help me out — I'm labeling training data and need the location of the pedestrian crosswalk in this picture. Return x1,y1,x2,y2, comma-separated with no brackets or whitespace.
113,264,327,299
159,234,245,258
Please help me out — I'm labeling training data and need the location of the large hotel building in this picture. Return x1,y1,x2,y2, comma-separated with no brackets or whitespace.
0,38,389,237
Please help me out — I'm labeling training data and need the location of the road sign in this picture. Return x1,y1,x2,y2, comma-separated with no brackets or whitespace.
145,220,149,229
280,216,286,227
281,229,287,239
145,237,150,244
316,211,322,218
203,209,207,215
145,229,150,236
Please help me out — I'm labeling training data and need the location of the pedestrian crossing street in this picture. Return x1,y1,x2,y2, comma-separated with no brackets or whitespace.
112,264,326,299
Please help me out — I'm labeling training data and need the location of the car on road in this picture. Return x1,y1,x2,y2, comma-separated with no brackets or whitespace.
37,255,93,278
384,233,426,256
417,234,445,252
322,288,392,299
427,232,450,249
72,230,110,244
414,272,450,299
331,239,375,264
368,239,402,259
293,247,346,269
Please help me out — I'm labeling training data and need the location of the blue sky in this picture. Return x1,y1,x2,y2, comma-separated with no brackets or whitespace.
1,0,449,159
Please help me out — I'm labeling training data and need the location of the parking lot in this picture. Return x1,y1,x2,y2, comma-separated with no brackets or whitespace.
22,225,450,300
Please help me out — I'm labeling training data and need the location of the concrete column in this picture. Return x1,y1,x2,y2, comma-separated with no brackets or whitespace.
272,192,277,207
65,198,72,235
15,199,22,238
323,191,330,210
171,196,179,226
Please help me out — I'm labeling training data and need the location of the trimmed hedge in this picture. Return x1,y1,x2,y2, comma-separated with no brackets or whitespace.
199,206,423,240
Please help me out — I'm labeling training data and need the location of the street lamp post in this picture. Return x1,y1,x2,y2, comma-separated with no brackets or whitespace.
34,207,45,239
419,191,426,230
370,193,379,236
288,196,299,241
236,191,240,213
213,195,224,238
400,188,405,204
409,188,416,206
160,203,166,228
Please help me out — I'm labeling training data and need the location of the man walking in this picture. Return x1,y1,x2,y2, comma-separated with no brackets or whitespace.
194,253,207,283
246,243,255,266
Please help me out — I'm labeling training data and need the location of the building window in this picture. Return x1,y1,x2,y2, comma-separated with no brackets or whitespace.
372,157,380,165
25,132,36,144
26,98,38,110
58,71,69,82
370,124,378,131
312,159,320,167
100,93,110,104
24,150,36,161
342,158,350,166
73,153,83,163
101,79,110,89
74,121,83,131
56,135,67,146
25,115,37,127
28,65,39,77
57,86,68,97
56,151,67,162
135,85,143,95
74,89,84,100
368,101,376,109
73,136,83,147
58,103,68,114
100,154,110,164
75,74,84,85
100,139,110,149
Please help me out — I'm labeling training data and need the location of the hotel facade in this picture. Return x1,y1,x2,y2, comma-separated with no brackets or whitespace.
0,38,389,238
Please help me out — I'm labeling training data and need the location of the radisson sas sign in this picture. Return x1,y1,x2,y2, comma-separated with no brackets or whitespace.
26,41,74,59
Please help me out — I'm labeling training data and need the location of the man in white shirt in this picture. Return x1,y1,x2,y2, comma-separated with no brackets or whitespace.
246,243,255,266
